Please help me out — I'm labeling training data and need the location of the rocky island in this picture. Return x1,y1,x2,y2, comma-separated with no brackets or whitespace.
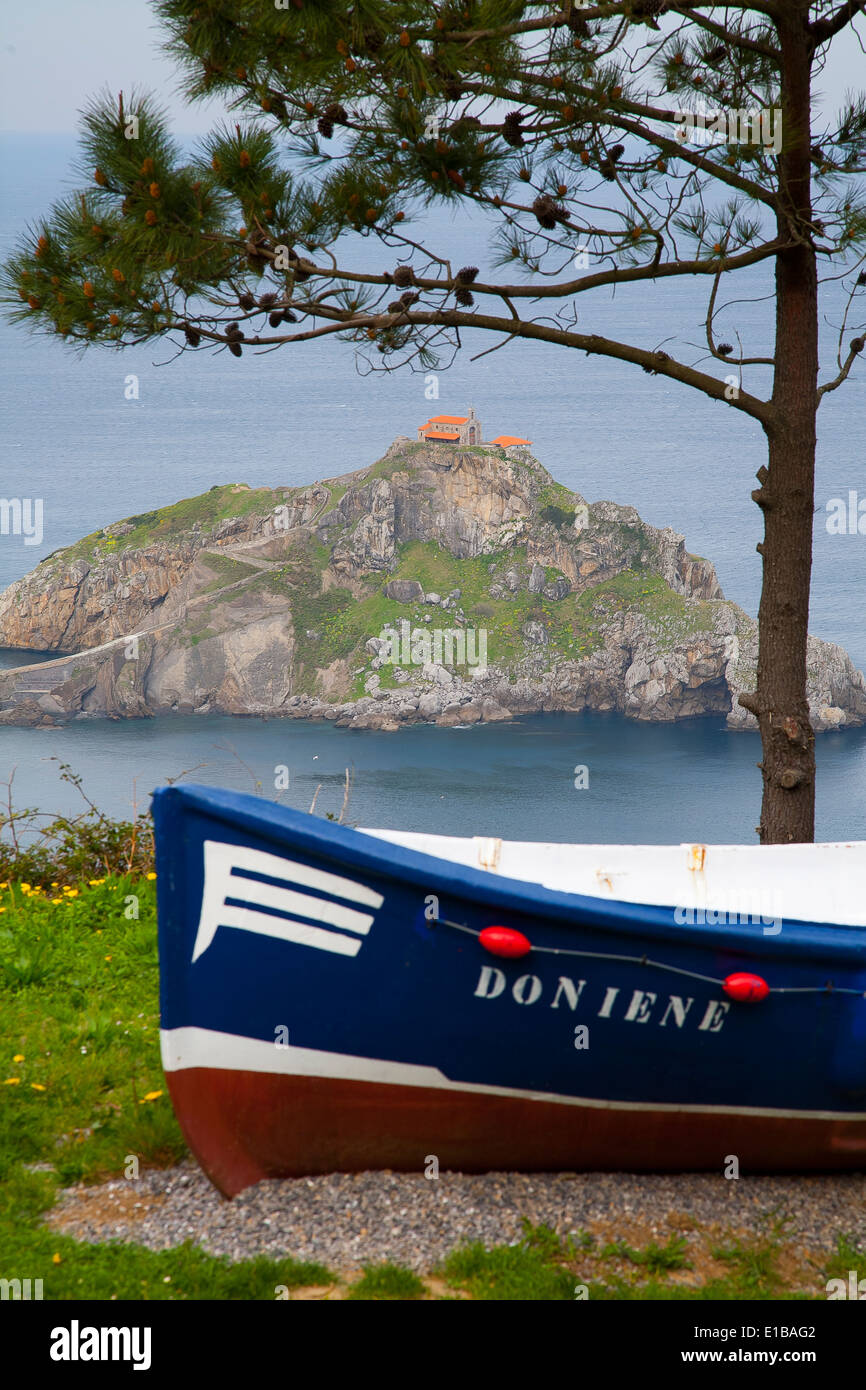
1,439,864,732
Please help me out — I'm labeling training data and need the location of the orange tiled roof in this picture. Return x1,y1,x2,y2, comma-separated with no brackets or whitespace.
423,430,461,440
426,414,468,424
491,434,532,446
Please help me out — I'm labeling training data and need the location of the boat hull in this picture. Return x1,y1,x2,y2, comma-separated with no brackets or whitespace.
164,1055,866,1198
153,787,866,1196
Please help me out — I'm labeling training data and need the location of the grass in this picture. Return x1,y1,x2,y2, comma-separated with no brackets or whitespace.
821,1233,865,1284
536,480,580,514
345,1263,426,1300
197,552,260,592
58,485,282,564
441,1239,577,1301
1,1169,330,1300
600,1234,692,1273
435,1219,851,1302
577,570,716,648
0,874,178,1185
0,869,335,1300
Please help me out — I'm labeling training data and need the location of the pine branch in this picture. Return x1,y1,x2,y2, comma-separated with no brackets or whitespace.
810,1,866,46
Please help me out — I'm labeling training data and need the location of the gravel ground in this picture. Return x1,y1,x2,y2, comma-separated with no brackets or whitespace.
47,1163,866,1276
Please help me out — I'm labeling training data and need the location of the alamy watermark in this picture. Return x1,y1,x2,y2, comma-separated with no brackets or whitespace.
1,1277,43,1300
826,1270,865,1299
675,898,781,936
50,1323,152,1370
0,497,43,546
675,106,782,155
379,619,487,672
826,491,866,535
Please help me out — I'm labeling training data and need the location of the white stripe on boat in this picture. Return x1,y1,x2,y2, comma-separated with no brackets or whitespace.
192,840,383,962
160,1026,866,1124
224,877,375,935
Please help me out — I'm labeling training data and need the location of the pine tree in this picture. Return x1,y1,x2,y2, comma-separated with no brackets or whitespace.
3,2,866,844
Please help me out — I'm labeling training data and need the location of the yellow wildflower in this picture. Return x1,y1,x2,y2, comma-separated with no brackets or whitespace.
140,1090,163,1103
31,1083,46,1092
146,872,157,881
13,1054,24,1063
52,1253,61,1265
4,1078,21,1085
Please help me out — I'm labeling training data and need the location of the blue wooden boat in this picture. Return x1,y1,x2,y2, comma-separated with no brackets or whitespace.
153,784,866,1196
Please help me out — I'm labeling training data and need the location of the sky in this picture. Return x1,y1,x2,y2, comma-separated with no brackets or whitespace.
0,0,864,134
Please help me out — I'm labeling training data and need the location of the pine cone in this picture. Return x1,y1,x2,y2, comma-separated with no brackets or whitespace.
718,343,733,355
228,341,243,357
456,266,479,284
245,230,269,261
238,292,256,310
455,287,474,307
502,112,525,148
281,247,310,282
183,325,201,347
629,0,663,24
259,291,278,307
318,102,348,138
531,195,568,229
393,265,415,287
599,146,624,180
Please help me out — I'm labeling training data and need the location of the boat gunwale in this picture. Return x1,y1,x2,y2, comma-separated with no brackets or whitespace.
152,785,866,969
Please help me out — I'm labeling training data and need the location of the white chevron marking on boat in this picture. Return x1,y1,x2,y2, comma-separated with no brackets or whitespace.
191,841,383,962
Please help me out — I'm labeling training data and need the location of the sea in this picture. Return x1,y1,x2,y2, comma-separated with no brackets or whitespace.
1,132,864,842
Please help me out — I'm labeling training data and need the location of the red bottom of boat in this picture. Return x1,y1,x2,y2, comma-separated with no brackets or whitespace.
166,1068,866,1197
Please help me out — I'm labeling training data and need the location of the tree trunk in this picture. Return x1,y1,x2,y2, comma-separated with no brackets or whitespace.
739,6,817,845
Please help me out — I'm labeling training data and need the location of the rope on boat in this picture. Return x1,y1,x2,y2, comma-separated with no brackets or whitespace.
431,916,866,998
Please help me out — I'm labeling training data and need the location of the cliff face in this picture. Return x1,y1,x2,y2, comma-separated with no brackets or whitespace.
1,439,864,733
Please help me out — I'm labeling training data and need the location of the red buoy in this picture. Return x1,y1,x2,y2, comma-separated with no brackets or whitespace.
479,925,532,959
723,972,770,1003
